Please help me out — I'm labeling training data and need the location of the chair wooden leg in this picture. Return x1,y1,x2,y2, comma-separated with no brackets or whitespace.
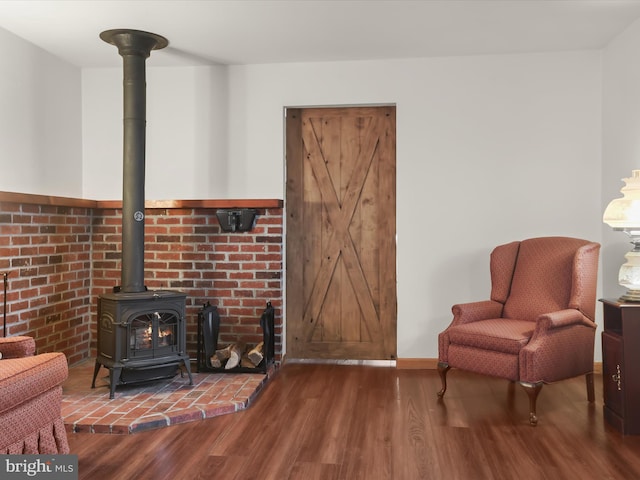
586,372,595,403
520,381,543,426
437,362,450,397
506,381,516,408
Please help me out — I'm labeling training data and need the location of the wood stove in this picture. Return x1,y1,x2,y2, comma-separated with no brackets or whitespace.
91,29,192,398
92,290,191,398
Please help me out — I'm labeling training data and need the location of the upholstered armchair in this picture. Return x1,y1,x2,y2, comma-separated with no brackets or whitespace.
0,336,70,453
437,236,600,425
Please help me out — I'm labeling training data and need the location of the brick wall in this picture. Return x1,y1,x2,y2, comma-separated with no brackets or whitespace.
0,196,283,366
0,203,92,365
91,207,283,361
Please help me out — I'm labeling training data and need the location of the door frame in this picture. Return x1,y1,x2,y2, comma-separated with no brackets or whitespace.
282,103,397,361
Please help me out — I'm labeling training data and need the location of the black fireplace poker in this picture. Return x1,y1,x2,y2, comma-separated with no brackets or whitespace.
99,29,168,294
3,272,8,337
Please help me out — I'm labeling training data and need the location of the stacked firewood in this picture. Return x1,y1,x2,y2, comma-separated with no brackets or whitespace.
210,341,264,369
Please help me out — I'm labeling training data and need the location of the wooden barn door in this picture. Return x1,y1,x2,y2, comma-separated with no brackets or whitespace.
286,106,396,360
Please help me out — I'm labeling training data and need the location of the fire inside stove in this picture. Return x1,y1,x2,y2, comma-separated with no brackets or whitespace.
131,312,177,353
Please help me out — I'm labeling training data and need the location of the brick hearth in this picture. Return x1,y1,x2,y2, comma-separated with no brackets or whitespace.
62,360,275,434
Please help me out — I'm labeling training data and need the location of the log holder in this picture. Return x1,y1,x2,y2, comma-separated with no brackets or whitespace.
196,301,275,374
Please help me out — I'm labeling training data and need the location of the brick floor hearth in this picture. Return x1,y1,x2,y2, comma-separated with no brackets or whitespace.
61,360,275,434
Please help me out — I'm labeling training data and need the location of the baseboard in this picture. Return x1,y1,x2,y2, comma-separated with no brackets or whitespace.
593,362,602,374
396,359,603,373
283,356,602,373
396,358,439,369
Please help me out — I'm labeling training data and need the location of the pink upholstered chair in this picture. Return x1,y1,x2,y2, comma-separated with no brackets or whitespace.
437,236,600,425
0,336,69,453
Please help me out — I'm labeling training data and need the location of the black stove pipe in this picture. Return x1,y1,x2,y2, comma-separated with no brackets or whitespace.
100,29,168,293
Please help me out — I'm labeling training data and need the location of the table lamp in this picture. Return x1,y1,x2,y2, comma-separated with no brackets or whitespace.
603,169,640,301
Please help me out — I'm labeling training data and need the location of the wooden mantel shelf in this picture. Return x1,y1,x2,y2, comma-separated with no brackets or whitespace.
98,198,283,209
0,191,97,208
0,191,283,209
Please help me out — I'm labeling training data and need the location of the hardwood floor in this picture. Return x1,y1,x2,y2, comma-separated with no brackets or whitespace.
67,363,640,479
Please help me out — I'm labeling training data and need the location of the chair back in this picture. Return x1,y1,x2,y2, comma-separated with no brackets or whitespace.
495,237,599,322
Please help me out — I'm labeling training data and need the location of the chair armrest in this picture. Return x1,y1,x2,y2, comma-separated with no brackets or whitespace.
0,336,36,359
522,309,597,382
451,300,504,326
0,352,68,415
534,309,596,332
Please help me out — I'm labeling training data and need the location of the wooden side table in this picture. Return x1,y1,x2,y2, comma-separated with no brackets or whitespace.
600,298,640,435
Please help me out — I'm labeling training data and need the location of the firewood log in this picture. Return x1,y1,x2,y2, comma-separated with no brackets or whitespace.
215,344,232,361
240,352,255,369
248,341,264,366
209,344,233,368
225,342,246,370
210,355,222,368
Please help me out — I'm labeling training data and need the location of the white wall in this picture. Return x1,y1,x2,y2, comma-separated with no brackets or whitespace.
82,64,229,200
82,50,604,359
602,18,640,301
0,27,82,197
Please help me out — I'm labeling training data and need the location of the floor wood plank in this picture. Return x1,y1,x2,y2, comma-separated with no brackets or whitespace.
67,363,640,479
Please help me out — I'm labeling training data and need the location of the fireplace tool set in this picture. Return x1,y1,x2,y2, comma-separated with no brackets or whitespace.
2,272,7,337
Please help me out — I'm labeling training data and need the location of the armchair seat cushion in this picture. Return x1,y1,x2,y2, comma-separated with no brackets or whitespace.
448,345,519,380
446,319,534,355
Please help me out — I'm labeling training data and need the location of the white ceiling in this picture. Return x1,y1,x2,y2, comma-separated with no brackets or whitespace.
0,0,639,68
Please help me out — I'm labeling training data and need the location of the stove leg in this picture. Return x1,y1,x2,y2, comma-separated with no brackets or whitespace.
91,360,102,389
183,359,193,385
109,367,122,399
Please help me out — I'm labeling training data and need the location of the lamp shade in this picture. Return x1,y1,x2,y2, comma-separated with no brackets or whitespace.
603,170,640,231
